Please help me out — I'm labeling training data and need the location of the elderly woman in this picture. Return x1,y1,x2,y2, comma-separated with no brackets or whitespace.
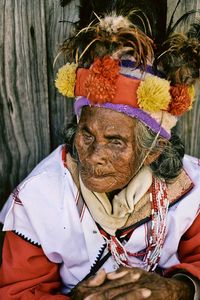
0,8,200,300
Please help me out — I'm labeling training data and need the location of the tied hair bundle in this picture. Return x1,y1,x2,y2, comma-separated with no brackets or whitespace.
156,20,200,85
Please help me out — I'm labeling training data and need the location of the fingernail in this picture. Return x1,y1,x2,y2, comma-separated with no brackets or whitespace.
97,268,105,274
141,288,151,298
130,273,141,281
107,270,117,275
87,269,106,287
85,295,95,300
107,270,128,280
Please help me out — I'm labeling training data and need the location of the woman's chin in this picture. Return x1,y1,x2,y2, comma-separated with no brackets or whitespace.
81,175,118,193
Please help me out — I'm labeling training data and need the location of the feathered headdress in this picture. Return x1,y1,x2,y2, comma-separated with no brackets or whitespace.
55,0,200,139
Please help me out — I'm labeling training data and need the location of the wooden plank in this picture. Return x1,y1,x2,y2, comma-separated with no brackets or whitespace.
44,0,80,149
0,0,81,205
167,0,200,157
0,0,50,206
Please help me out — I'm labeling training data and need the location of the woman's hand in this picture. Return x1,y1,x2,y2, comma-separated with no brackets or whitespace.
71,267,194,300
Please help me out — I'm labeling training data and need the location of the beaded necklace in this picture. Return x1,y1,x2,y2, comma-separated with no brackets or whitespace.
106,176,169,271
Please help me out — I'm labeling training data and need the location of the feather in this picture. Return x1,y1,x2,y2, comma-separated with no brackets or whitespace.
59,12,154,69
155,0,199,54
166,9,200,37
58,0,164,68
166,0,181,37
156,20,200,85
57,0,167,68
78,0,166,42
187,20,200,39
164,0,199,39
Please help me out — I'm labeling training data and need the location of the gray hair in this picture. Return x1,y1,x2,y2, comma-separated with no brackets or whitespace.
134,121,185,182
63,116,184,182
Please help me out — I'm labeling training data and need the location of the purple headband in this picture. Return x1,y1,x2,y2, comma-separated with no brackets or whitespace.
120,59,164,78
74,97,171,140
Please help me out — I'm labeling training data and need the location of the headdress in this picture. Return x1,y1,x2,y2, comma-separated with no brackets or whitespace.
55,0,200,140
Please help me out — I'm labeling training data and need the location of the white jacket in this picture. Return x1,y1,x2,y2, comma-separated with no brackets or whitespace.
0,145,200,294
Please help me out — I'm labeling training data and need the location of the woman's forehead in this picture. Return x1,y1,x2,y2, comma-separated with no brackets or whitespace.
80,106,136,124
79,106,136,135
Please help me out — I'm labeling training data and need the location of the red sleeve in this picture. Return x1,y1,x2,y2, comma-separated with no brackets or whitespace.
166,213,200,279
0,231,70,299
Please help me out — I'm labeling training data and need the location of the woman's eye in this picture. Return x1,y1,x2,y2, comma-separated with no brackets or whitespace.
111,139,124,146
82,132,93,141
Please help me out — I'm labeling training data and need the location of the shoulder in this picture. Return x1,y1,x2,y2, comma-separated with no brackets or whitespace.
183,154,200,186
0,145,79,245
22,145,65,179
167,154,200,217
15,145,77,209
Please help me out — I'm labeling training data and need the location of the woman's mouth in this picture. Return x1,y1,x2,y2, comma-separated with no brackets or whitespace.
80,165,114,178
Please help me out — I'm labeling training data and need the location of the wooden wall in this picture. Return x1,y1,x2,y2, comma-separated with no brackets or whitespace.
0,0,79,207
0,0,200,209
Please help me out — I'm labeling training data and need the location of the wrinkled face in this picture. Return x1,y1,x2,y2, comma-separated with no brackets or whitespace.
75,107,141,193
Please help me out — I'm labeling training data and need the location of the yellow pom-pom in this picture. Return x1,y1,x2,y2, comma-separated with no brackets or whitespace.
55,63,78,97
137,76,171,112
188,85,196,109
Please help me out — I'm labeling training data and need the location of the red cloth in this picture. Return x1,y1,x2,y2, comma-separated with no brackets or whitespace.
75,68,140,107
0,232,69,299
166,212,200,279
1,213,200,299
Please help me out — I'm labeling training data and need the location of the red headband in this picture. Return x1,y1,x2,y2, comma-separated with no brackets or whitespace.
75,68,140,107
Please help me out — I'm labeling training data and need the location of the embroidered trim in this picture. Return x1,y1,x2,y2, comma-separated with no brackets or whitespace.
80,204,86,221
88,243,107,274
68,243,108,296
13,230,41,248
75,192,86,221
83,243,109,281
62,145,68,168
167,169,194,205
62,146,86,221
12,188,23,206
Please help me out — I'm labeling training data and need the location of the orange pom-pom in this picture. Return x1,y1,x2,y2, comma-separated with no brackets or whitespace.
169,85,193,116
85,56,120,104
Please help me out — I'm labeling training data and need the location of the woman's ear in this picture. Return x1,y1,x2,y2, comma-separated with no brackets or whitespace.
144,151,162,165
144,140,167,165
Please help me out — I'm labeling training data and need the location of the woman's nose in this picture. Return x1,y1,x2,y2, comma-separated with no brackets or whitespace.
89,143,108,165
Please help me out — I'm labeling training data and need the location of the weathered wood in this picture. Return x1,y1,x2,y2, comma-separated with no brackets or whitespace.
0,0,81,207
0,0,51,206
167,0,200,157
44,0,79,149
